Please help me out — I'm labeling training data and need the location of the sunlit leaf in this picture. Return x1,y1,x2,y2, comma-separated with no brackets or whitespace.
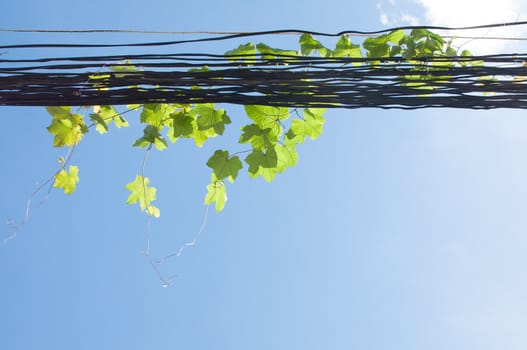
225,43,257,63
53,165,79,195
167,111,194,142
245,147,278,182
299,33,328,57
386,29,406,44
46,106,88,147
239,124,273,150
133,125,168,151
190,103,231,134
256,43,298,60
90,105,128,134
125,175,160,217
205,180,227,212
140,104,174,128
206,150,243,183
89,112,108,134
288,108,325,143
332,35,362,59
275,143,298,173
244,105,289,140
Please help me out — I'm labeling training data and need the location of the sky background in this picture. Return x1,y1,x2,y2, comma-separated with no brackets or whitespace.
1,1,527,349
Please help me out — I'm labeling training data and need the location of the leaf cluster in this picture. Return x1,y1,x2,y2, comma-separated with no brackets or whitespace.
44,29,473,216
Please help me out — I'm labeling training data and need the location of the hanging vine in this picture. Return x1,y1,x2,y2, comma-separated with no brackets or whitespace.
6,26,502,285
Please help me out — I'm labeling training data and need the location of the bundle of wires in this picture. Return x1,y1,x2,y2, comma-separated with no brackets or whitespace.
1,22,527,109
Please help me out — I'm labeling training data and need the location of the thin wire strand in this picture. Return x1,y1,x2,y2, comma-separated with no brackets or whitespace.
2,21,527,49
0,28,250,35
2,20,527,35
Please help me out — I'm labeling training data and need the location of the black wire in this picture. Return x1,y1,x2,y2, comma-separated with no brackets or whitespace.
2,21,527,50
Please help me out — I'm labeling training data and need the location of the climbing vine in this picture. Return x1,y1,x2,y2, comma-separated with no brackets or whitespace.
45,28,475,217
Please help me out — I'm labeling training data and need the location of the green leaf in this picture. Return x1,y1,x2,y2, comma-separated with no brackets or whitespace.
406,29,445,56
133,125,168,151
332,35,362,59
244,105,289,140
206,150,243,183
100,105,128,126
53,165,79,195
363,35,390,58
256,43,298,59
167,111,194,142
189,103,231,134
140,103,174,128
46,106,73,118
239,124,273,150
288,108,325,143
90,105,129,134
189,120,217,147
401,36,417,59
386,29,406,44
245,147,278,182
410,29,444,44
205,180,227,212
445,46,457,57
89,113,108,133
114,115,129,128
225,43,257,63
275,143,298,173
390,45,402,56
46,106,88,147
299,33,328,57
125,175,160,217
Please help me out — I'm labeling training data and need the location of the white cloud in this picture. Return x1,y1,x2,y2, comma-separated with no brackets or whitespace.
376,1,420,26
377,0,527,53
400,13,419,26
380,13,390,25
415,0,521,26
376,3,391,25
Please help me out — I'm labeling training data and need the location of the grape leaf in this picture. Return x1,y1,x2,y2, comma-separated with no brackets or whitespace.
206,150,243,183
299,33,328,57
288,108,325,143
125,175,160,217
239,124,272,150
133,125,168,151
256,43,298,60
189,118,219,147
114,114,129,128
46,106,88,147
245,147,279,182
89,113,109,134
140,103,174,128
89,105,128,134
386,29,406,44
275,143,298,173
244,105,289,140
167,111,194,142
205,180,227,212
189,104,231,134
53,165,79,195
225,43,257,63
363,35,390,58
332,36,362,59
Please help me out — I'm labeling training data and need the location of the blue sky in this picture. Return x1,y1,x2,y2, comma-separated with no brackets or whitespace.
1,1,527,349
